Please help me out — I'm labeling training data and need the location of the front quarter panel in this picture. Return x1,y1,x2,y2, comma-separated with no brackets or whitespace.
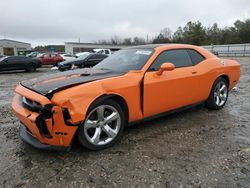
51,72,144,124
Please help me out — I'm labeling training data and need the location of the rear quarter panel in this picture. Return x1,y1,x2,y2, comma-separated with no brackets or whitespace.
191,57,240,101
222,59,241,89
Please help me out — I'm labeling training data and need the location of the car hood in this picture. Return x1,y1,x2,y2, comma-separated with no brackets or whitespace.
21,68,124,99
60,59,81,65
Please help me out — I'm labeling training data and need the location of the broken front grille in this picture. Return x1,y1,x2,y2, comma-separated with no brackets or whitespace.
22,96,42,112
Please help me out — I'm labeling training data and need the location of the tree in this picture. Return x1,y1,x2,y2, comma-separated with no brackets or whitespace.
172,27,184,43
182,21,208,45
206,23,222,45
110,35,122,45
153,27,172,43
133,37,146,45
234,19,250,43
123,38,132,45
93,18,250,46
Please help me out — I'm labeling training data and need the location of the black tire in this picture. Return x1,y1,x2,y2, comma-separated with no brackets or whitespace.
77,99,125,150
54,61,60,67
25,63,37,72
58,67,65,72
205,77,228,110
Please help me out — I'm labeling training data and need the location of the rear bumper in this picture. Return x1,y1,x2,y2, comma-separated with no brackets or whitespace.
20,124,70,151
12,88,78,149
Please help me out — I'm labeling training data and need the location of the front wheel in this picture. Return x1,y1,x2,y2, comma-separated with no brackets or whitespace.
77,99,125,150
206,77,228,110
25,63,36,72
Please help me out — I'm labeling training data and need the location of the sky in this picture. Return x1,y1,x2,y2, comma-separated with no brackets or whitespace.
0,0,249,47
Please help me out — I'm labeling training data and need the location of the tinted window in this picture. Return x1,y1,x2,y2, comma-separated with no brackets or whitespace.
150,49,193,70
105,50,109,54
6,57,18,61
98,54,107,58
187,49,205,65
89,54,99,59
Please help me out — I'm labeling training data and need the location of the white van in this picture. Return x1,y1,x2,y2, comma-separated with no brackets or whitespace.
93,49,112,56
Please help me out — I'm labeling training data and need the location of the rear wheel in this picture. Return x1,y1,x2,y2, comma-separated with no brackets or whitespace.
77,99,125,150
54,61,60,67
206,77,228,110
25,63,36,72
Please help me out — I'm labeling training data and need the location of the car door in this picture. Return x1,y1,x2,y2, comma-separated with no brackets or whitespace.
1,57,24,70
41,54,50,64
85,54,100,67
50,54,57,64
0,57,9,70
143,49,201,117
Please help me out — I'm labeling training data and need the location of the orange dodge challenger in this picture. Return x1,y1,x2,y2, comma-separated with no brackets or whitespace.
12,44,240,150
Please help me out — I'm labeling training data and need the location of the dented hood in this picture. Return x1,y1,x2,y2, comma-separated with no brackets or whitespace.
21,68,123,99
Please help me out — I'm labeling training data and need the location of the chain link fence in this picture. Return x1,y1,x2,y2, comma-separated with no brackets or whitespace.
202,43,250,57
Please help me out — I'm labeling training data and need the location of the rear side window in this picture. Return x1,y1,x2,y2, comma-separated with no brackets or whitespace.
104,50,109,54
99,54,107,58
88,54,98,59
150,49,193,70
187,49,205,65
6,57,18,61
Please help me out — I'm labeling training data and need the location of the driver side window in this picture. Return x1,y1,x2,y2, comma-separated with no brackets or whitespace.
149,49,193,71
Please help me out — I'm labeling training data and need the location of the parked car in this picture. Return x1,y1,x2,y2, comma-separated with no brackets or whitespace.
38,53,64,66
93,48,112,56
75,52,90,57
12,44,240,151
60,53,77,61
0,56,41,72
58,53,107,71
26,52,43,58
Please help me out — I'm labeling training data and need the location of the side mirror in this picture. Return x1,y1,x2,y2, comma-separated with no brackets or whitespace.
157,63,175,75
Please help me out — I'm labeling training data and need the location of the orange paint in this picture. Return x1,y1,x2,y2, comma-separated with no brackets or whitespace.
12,44,240,148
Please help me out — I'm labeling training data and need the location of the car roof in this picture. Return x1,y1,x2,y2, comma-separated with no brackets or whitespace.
126,44,171,49
126,43,201,50
126,43,216,59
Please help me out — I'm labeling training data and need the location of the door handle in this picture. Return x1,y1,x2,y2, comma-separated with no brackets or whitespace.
191,71,197,74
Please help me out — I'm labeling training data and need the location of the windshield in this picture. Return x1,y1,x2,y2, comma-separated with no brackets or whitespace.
94,49,153,72
78,53,90,60
0,56,8,61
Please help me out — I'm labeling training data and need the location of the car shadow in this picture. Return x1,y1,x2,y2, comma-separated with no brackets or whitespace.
19,103,206,157
0,69,45,74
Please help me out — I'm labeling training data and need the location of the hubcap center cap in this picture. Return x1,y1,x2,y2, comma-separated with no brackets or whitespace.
98,121,105,127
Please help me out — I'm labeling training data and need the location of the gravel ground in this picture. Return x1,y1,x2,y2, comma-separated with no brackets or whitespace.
0,58,249,188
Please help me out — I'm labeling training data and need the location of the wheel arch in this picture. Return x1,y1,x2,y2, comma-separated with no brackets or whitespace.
86,93,129,125
25,62,37,71
207,74,230,100
218,74,230,86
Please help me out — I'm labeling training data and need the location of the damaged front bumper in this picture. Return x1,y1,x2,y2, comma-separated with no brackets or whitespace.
20,124,70,151
12,85,78,150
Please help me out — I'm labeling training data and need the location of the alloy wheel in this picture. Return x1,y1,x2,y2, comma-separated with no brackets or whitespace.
84,105,121,146
214,81,228,106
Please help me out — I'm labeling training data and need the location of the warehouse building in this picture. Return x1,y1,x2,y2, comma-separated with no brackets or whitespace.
0,39,31,56
65,42,129,54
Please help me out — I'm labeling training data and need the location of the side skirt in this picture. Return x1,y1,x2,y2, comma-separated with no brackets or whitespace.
129,101,205,126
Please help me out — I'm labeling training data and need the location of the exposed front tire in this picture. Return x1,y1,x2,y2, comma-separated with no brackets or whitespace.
54,61,60,67
206,77,228,110
58,67,66,72
25,63,37,72
77,99,125,150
